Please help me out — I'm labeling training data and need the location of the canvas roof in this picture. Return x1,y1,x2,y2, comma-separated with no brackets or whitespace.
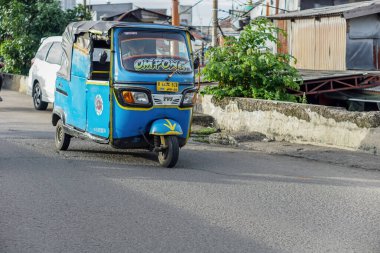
58,21,190,80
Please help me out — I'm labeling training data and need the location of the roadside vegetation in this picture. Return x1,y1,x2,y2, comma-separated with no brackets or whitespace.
192,127,218,135
0,0,91,75
201,18,301,102
191,127,218,144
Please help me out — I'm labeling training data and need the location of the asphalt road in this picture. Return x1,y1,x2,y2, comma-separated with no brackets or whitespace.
1,90,380,253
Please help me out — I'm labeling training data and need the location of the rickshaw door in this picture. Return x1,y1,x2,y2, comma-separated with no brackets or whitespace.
86,81,110,138
85,48,111,139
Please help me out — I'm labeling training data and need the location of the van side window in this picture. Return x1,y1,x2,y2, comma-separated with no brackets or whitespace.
36,42,53,61
46,42,63,65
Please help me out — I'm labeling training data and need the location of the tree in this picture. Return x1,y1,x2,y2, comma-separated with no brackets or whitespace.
66,4,92,22
201,18,301,102
0,0,91,75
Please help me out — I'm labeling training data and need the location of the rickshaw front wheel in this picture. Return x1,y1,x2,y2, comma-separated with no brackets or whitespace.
55,119,71,151
158,136,179,168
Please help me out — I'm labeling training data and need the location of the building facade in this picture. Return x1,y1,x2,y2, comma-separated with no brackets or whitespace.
179,5,192,26
60,0,76,10
249,0,370,19
270,1,380,71
88,3,133,21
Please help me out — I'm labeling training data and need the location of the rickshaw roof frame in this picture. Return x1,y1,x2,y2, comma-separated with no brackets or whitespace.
58,21,193,81
69,21,190,36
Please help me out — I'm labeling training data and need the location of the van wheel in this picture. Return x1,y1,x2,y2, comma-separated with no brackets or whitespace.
55,119,71,151
33,82,48,110
158,136,179,168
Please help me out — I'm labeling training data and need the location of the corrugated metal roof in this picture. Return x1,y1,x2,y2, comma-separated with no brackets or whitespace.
270,0,380,20
298,69,370,81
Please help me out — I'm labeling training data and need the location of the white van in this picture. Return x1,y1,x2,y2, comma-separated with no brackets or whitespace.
27,36,62,110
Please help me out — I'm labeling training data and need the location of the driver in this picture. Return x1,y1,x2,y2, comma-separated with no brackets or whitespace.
122,40,146,58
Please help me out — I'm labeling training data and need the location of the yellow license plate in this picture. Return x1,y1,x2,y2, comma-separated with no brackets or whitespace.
157,81,179,92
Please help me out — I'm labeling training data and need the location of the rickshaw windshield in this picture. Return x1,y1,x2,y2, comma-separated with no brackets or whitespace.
119,31,192,73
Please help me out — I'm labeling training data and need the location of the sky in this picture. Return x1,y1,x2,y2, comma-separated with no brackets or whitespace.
77,0,236,26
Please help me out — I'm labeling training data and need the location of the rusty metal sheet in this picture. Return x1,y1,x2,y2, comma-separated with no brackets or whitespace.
276,20,288,54
287,16,346,71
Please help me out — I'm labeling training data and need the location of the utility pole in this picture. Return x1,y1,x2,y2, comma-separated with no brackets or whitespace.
83,0,87,18
212,0,218,47
172,0,180,26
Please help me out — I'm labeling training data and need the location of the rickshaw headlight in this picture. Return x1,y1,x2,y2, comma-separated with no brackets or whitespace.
121,91,149,105
132,92,149,104
182,90,196,106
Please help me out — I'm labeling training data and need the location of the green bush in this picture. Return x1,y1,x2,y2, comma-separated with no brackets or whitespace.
201,18,301,102
0,0,91,75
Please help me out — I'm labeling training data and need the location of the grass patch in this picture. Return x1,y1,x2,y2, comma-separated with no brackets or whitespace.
191,127,218,136
192,137,210,144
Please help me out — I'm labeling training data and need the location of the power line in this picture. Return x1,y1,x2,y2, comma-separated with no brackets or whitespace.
179,0,205,15
233,0,246,6
234,2,290,18
259,3,290,13
230,0,291,19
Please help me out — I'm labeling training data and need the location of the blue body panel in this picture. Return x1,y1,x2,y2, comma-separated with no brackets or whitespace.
64,48,90,130
112,96,191,140
86,82,110,138
65,75,87,129
71,48,91,77
55,76,70,121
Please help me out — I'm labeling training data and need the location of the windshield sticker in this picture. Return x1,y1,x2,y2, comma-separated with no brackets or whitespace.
133,58,191,72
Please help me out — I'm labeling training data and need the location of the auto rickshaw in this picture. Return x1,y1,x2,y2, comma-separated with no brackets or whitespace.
53,21,199,168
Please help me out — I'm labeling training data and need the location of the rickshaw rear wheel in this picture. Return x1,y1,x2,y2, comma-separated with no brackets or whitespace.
55,119,71,151
158,136,179,168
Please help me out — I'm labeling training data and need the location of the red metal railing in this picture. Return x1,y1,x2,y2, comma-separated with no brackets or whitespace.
292,74,380,95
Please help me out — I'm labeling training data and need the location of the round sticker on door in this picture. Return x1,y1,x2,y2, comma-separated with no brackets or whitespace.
95,94,103,116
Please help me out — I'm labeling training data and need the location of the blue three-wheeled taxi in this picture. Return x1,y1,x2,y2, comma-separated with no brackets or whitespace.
52,21,199,167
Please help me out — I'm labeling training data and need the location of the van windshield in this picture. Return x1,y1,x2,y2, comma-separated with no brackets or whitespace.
119,31,192,73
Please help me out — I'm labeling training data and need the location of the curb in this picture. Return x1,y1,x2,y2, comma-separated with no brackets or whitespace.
208,131,274,146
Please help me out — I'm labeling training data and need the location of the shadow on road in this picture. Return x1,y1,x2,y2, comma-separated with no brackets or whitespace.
67,148,159,162
80,146,380,190
0,106,53,113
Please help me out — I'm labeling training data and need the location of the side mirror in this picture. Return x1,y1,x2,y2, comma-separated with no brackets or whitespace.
193,57,200,70
99,51,108,65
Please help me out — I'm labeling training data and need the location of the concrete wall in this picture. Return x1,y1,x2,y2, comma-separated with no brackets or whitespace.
195,95,380,154
2,74,28,94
